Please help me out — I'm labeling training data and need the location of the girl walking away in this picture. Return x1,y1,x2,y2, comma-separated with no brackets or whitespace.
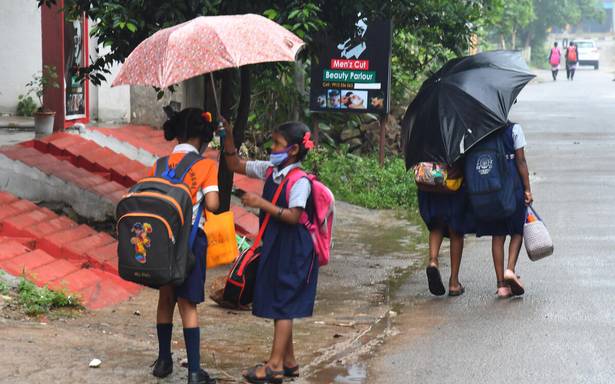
549,42,561,81
475,122,533,298
152,107,219,384
223,119,317,384
566,42,579,81
416,163,470,297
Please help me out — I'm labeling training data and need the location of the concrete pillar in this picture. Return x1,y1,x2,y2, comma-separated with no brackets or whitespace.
41,1,65,131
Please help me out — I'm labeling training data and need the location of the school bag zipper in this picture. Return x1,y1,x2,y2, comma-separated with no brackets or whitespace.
123,191,185,225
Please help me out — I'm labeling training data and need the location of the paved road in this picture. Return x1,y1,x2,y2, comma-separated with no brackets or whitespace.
369,62,615,382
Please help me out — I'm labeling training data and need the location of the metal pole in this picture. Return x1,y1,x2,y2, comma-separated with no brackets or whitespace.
379,113,387,167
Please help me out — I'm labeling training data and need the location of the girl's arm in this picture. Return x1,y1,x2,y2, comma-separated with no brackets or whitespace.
221,118,248,175
515,148,533,205
241,192,303,225
205,191,219,212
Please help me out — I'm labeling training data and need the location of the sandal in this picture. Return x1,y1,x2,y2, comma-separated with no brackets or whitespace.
448,283,465,297
426,265,446,296
243,364,284,384
284,365,299,378
504,269,525,296
496,281,512,298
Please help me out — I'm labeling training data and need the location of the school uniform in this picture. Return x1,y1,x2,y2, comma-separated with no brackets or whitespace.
245,161,318,320
149,143,219,304
475,124,527,237
417,161,473,237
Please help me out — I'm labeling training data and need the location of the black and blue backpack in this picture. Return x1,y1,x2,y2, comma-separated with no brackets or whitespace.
116,152,204,288
464,128,516,221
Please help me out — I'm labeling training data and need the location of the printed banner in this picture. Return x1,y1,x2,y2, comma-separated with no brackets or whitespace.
310,18,392,113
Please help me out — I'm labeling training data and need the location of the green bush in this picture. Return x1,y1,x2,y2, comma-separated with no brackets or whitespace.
17,278,81,315
16,95,38,117
531,42,550,70
304,149,417,210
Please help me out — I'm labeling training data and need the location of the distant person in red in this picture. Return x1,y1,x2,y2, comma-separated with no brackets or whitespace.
566,42,579,81
548,42,562,81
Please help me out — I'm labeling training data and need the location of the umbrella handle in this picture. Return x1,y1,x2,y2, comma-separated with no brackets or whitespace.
209,72,221,119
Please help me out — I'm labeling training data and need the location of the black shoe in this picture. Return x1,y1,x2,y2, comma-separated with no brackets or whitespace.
188,369,216,384
152,357,173,378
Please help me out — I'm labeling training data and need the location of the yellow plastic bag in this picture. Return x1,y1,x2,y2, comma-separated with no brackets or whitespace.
204,211,239,269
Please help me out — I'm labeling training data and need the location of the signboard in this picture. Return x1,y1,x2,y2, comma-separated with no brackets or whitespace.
310,18,392,114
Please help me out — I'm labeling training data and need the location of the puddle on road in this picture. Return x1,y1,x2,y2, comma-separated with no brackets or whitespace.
332,364,367,383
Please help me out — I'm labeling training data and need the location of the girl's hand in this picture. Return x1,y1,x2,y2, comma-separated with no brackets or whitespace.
219,115,231,133
524,190,533,206
241,192,264,209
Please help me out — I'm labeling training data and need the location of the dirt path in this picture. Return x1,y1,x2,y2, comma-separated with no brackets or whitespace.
0,202,424,384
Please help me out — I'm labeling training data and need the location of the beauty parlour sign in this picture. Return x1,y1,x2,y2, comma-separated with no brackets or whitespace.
310,18,392,114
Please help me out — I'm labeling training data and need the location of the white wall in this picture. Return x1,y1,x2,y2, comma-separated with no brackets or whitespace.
88,32,130,123
0,1,42,114
0,6,130,122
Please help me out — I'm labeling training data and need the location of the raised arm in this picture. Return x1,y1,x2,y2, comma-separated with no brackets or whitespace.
220,117,248,175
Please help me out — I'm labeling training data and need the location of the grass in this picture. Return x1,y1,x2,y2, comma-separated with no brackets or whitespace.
304,149,418,210
16,278,82,316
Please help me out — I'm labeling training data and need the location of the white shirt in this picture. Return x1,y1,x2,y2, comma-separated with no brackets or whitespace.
511,124,527,150
245,160,311,209
171,143,219,226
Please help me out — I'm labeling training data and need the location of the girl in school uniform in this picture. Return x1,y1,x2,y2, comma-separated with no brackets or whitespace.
223,119,316,384
418,163,470,297
152,107,219,384
475,122,533,298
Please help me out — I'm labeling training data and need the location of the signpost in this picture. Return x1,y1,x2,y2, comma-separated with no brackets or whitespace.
310,18,392,165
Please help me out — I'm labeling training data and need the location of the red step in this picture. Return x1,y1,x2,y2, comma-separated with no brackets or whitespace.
29,258,80,286
78,277,134,310
37,225,97,258
47,268,102,294
62,232,116,262
0,249,55,277
0,240,31,261
84,241,118,272
1,208,58,237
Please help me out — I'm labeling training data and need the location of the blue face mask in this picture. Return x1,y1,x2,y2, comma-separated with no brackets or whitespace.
269,146,291,166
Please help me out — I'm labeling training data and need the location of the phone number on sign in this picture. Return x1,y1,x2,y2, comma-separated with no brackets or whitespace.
322,82,355,89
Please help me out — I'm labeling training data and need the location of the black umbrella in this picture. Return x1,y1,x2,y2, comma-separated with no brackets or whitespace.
401,50,536,168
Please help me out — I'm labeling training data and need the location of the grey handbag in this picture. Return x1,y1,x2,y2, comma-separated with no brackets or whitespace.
524,206,554,261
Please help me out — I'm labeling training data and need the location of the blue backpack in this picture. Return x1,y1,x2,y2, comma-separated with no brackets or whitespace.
464,130,516,221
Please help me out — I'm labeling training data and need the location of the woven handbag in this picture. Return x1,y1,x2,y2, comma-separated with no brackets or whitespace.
524,206,554,261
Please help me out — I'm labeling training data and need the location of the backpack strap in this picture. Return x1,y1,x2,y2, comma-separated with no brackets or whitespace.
154,156,169,177
189,200,205,249
160,152,203,184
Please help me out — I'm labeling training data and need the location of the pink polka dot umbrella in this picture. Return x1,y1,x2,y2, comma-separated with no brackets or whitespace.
112,14,305,90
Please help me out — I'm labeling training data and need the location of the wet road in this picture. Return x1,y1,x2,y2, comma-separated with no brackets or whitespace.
369,56,615,382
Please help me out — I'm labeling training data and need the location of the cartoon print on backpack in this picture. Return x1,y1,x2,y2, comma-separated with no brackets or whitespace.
130,222,152,264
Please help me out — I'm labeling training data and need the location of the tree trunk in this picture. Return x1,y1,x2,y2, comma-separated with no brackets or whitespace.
499,33,506,49
217,67,251,212
511,29,517,50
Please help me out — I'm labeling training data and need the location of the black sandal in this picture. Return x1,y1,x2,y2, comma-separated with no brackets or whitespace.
426,265,446,296
243,365,284,384
284,364,300,378
448,283,465,297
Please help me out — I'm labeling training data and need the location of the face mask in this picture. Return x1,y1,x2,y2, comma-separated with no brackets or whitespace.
269,147,291,166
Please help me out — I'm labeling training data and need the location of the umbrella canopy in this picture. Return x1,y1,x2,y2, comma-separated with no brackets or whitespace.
401,50,536,168
112,14,305,88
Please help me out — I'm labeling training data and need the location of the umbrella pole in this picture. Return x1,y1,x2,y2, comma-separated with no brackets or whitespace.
209,72,221,117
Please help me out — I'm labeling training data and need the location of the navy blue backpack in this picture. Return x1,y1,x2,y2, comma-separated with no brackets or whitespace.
464,129,516,221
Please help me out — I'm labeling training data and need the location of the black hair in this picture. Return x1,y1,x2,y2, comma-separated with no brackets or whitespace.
554,42,558,46
162,106,215,144
274,121,312,161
